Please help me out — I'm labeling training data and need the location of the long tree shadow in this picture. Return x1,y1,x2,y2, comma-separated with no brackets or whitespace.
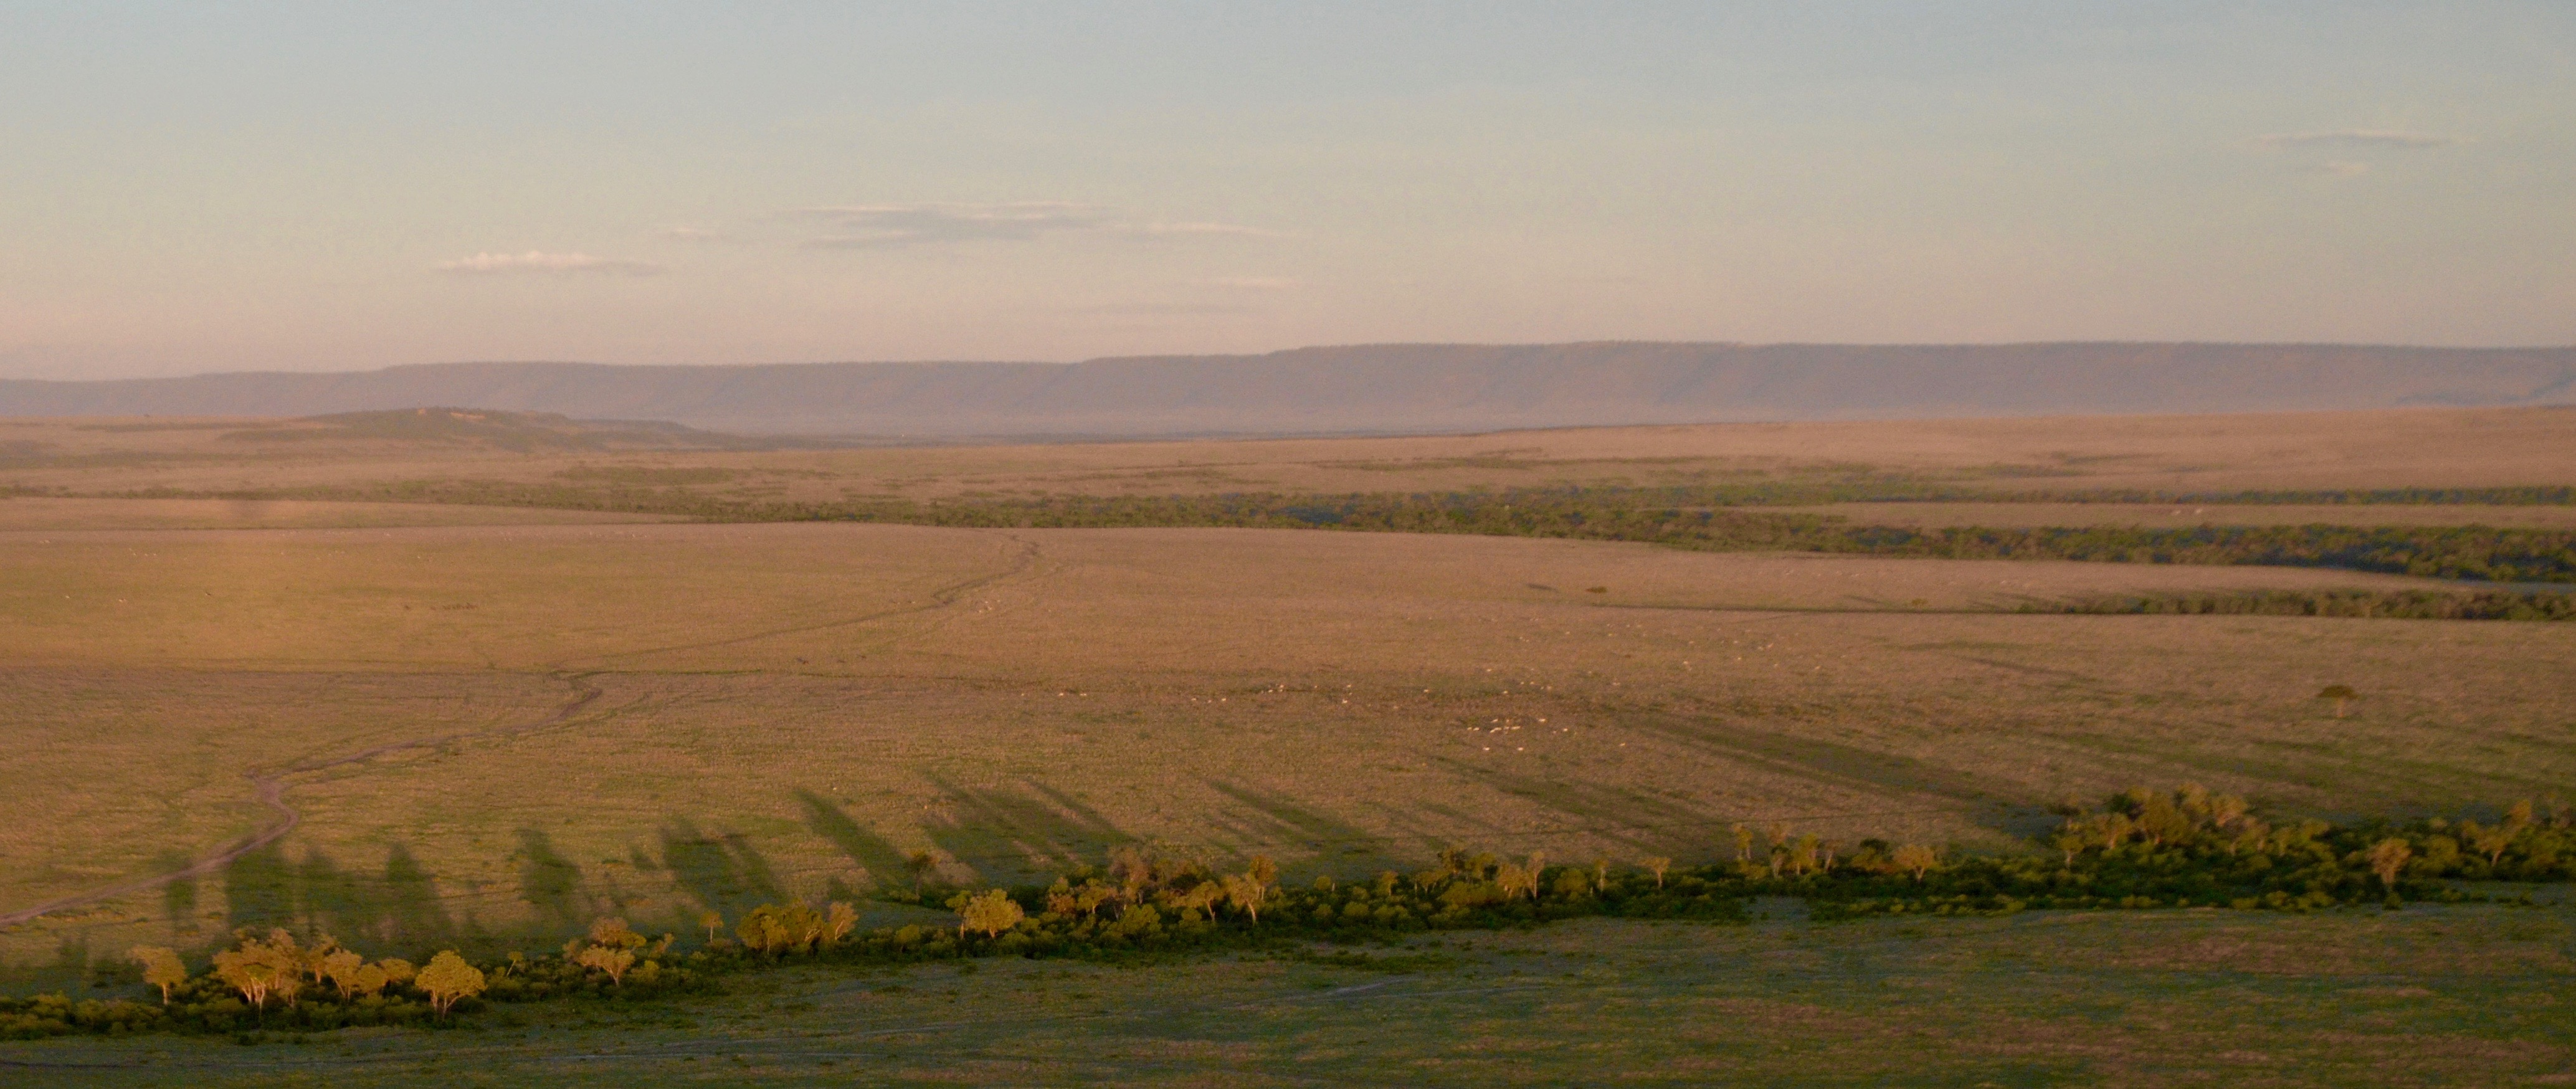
654,819,782,920
153,848,199,936
796,790,914,888
511,829,591,933
379,842,453,948
1203,781,1405,872
917,778,1137,885
209,839,455,952
222,842,294,932
1623,711,2049,835
1429,757,1721,855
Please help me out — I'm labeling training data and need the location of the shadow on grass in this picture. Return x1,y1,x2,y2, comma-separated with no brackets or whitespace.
654,819,783,922
918,777,1138,885
1204,781,1407,873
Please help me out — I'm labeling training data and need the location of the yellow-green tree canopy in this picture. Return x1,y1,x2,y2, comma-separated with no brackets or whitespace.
575,944,637,985
588,917,648,949
128,946,187,1005
416,951,487,1018
959,888,1025,938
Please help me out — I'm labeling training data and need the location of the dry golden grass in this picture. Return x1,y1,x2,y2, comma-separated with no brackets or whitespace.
0,497,675,531
3,521,2567,969
7,404,2572,501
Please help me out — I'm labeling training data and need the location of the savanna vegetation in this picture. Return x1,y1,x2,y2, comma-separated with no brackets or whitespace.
9,787,2567,1042
62,479,2576,584
2028,587,2576,620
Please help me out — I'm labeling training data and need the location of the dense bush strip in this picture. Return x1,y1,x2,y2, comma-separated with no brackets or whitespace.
88,480,2576,583
2027,589,2576,621
9,789,2572,1040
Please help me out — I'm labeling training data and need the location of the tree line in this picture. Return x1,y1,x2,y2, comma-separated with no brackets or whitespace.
6,789,2570,1040
2027,588,2576,621
138,479,2576,584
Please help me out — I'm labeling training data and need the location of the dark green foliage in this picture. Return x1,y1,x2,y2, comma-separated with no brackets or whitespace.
2030,589,2576,621
156,480,2576,584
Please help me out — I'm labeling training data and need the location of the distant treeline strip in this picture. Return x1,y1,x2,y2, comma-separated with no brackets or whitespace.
2023,485,2576,506
93,481,2576,582
2029,589,2576,621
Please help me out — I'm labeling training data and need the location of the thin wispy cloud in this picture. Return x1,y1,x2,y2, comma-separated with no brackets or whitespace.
779,202,1285,249
788,202,1108,249
2251,129,2459,150
662,226,730,242
1139,221,1290,239
434,251,665,275
1202,277,1301,290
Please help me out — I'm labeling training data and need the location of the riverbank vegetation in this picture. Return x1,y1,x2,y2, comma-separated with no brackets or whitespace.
69,481,2576,583
6,788,2569,1040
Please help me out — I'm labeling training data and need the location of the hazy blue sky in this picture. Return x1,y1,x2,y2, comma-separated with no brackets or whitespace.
4,2,2571,378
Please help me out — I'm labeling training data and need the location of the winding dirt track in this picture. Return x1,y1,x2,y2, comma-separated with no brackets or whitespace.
0,530,1045,930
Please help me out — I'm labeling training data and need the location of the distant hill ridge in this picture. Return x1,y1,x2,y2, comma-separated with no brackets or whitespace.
3,343,2570,437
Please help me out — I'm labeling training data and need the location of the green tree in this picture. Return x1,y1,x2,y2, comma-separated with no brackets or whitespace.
588,917,647,950
960,889,1025,938
128,946,187,1006
416,951,487,1019
2365,838,2413,893
211,930,303,1011
317,948,366,1000
825,901,860,944
575,944,636,985
1640,856,1673,888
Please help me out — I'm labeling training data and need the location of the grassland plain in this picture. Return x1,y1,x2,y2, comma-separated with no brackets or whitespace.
6,406,2574,503
9,909,2574,1087
3,407,2572,1083
2,522,2569,977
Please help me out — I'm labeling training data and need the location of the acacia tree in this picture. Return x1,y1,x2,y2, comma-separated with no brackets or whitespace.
2461,820,2518,868
416,951,487,1019
1220,873,1268,922
317,949,366,1000
1493,862,1534,901
2365,839,2413,893
128,946,187,1006
2049,829,2086,867
211,930,303,1011
575,944,636,985
960,889,1025,938
1640,856,1673,888
825,901,860,944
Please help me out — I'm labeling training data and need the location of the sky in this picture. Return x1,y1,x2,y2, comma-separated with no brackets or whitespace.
2,2,2572,380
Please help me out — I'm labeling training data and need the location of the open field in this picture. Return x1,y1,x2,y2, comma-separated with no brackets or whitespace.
4,521,2570,981
6,406,2574,503
11,908,2575,1087
0,498,678,532
3,408,2571,1083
